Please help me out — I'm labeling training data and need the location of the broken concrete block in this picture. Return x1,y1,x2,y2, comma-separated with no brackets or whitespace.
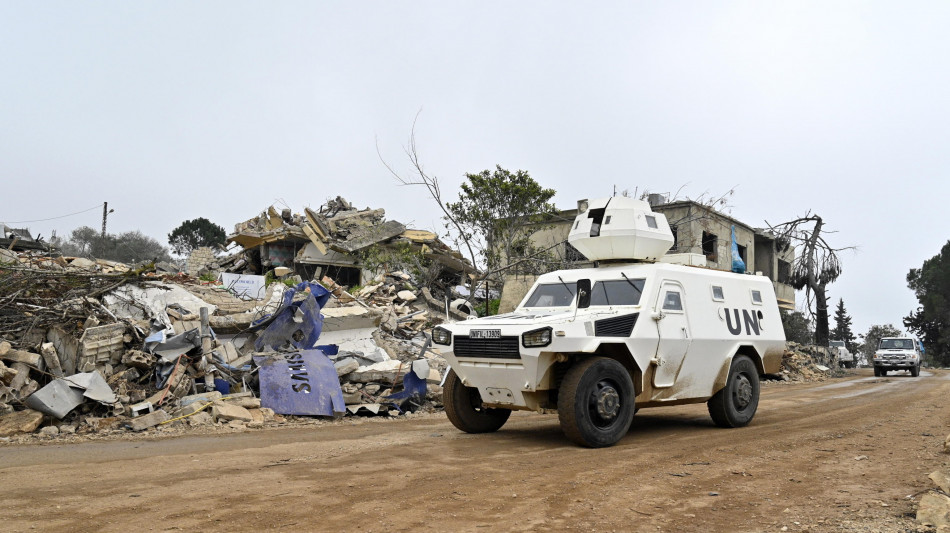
930,471,950,494
187,411,213,426
0,341,10,356
259,407,275,421
342,391,362,405
397,290,417,302
46,327,79,375
129,409,170,431
0,361,17,385
247,408,265,425
130,402,154,417
335,357,359,376
223,396,261,409
0,409,45,437
2,349,42,367
918,491,950,528
181,391,223,406
342,360,405,385
78,323,126,370
7,363,29,392
69,257,96,270
173,401,210,418
40,343,64,378
39,425,59,436
121,350,154,369
211,402,253,422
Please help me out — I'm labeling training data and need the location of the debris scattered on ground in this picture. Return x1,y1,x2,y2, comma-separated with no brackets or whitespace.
916,469,950,529
0,215,461,440
771,342,848,383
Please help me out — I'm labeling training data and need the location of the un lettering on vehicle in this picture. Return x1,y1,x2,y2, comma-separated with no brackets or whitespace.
724,308,763,336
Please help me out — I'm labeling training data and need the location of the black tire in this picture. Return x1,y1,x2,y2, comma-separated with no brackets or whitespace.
911,364,920,377
873,367,880,377
708,355,760,428
443,369,511,433
558,357,635,448
880,369,888,376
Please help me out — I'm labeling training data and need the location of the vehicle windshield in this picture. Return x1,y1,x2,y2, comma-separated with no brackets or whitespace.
830,341,845,347
523,283,577,307
879,338,914,350
590,279,646,306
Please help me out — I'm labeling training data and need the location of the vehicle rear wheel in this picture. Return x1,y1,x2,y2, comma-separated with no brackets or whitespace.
443,369,511,433
558,357,635,448
911,364,920,377
708,355,760,428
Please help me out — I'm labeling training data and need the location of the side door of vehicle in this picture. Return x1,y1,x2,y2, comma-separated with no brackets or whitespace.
652,280,692,388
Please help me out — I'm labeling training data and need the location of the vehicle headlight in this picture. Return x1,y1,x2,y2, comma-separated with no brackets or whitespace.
522,327,552,348
432,327,452,346
873,353,881,359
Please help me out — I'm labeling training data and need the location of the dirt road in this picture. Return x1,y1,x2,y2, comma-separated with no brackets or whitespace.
2,368,948,533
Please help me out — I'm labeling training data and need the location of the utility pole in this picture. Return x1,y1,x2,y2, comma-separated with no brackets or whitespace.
101,202,114,238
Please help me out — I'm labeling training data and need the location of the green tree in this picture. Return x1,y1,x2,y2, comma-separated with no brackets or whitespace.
905,240,950,366
782,310,813,345
62,226,171,263
446,165,558,274
831,298,857,353
858,324,903,361
112,230,172,264
168,218,227,256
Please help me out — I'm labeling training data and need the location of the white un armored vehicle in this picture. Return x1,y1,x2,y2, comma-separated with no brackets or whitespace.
432,196,786,447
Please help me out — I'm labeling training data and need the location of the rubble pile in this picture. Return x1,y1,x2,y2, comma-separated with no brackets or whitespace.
0,248,454,440
223,196,474,281
775,342,843,382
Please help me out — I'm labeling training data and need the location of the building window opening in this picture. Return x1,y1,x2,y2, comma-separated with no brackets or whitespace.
702,231,718,263
778,259,792,284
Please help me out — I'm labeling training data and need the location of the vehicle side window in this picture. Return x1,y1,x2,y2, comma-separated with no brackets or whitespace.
662,291,683,311
711,285,724,301
751,290,762,304
590,279,645,306
524,283,576,307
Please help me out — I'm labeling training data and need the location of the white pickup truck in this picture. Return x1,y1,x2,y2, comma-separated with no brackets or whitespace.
830,340,855,368
433,197,786,447
873,337,922,377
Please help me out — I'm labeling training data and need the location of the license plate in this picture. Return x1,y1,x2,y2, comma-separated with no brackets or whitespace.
470,329,501,339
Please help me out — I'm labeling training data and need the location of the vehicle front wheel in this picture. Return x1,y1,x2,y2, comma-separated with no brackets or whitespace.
443,369,511,433
873,367,881,377
911,364,920,377
558,357,635,448
880,369,888,376
708,355,760,428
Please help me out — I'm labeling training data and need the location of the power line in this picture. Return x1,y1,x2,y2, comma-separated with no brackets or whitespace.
1,203,105,224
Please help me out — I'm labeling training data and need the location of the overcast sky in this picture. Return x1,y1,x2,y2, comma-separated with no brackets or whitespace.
2,2,948,337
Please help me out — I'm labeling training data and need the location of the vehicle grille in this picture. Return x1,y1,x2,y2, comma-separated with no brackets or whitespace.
594,313,638,337
454,336,521,359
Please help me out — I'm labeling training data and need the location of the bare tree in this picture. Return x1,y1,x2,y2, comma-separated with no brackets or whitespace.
376,112,478,274
767,213,851,346
377,113,561,302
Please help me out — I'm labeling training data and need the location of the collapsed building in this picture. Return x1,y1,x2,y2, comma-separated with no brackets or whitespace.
0,197,482,439
222,196,475,288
